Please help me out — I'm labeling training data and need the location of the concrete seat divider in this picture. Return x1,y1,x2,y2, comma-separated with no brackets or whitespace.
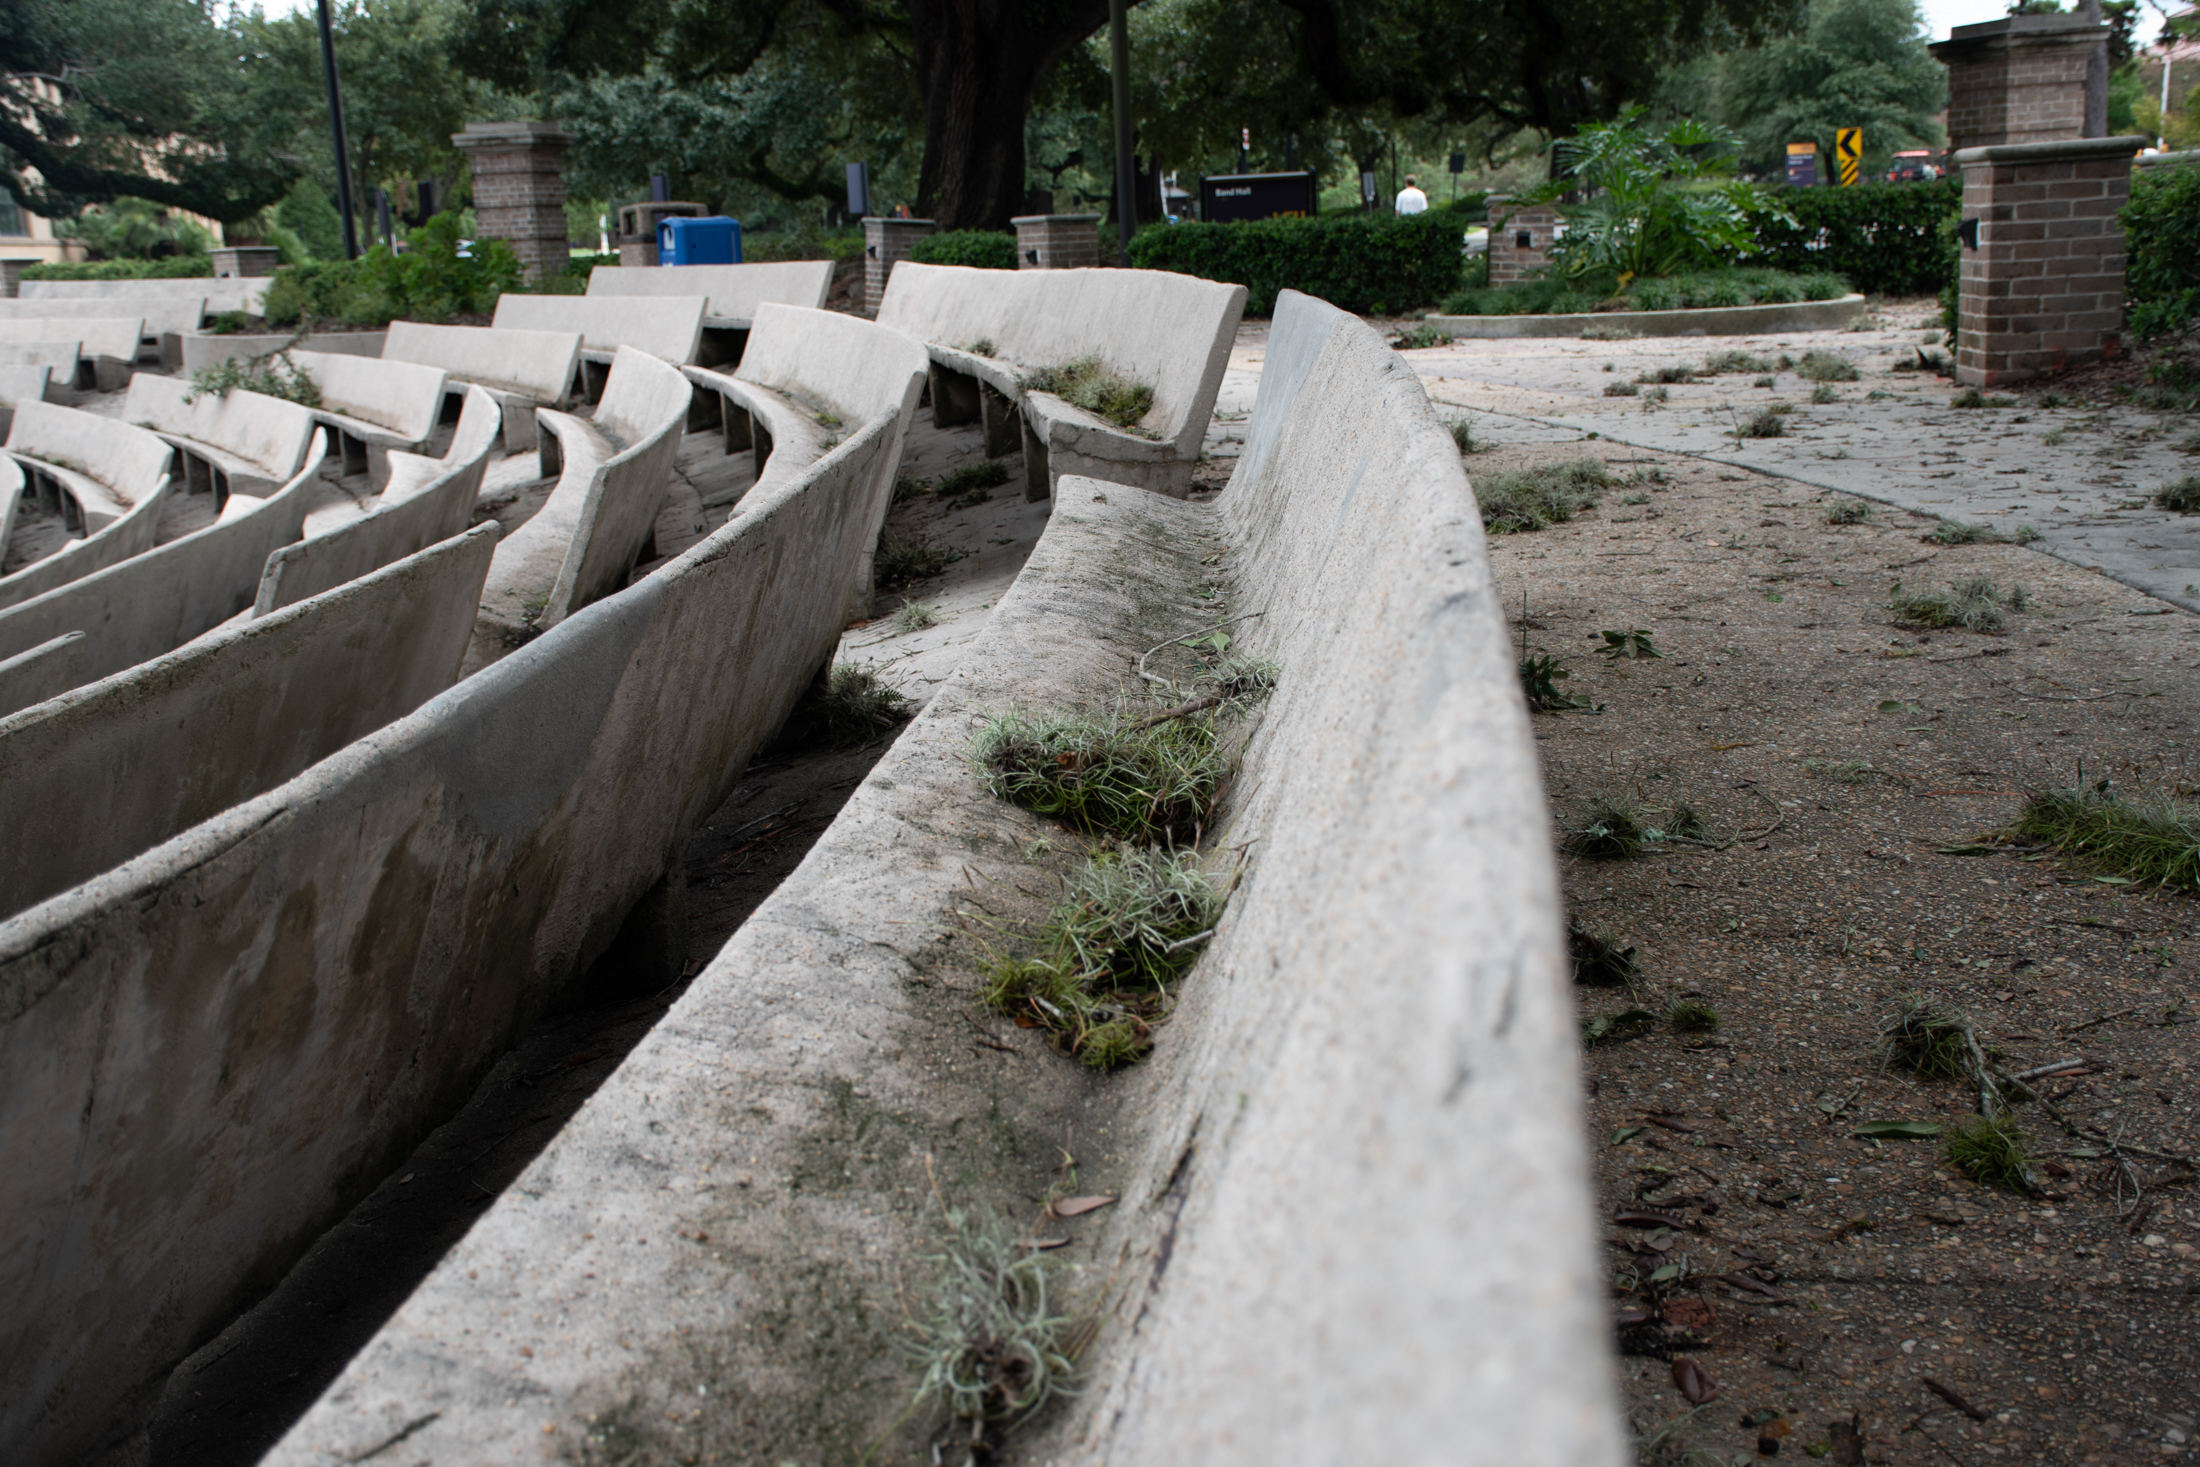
263,388,502,614
122,373,318,501
586,260,834,366
381,320,582,453
0,403,176,613
283,349,448,489
490,293,707,401
464,345,691,672
0,297,204,370
0,432,325,693
251,288,1620,1466
877,260,1247,499
0,522,499,914
0,314,925,1466
0,317,143,391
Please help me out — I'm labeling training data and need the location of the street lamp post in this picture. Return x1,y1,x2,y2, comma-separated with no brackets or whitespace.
1109,0,1135,265
315,0,361,259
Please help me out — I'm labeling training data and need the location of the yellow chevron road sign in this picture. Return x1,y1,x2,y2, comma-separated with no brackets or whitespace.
1836,128,1862,187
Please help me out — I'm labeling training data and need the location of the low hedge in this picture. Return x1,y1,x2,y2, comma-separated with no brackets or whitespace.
1128,210,1467,315
1738,180,1959,297
22,256,214,281
910,230,1018,270
261,213,523,327
2125,162,2200,338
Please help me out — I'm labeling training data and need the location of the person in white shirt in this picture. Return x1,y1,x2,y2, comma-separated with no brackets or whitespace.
1395,175,1429,215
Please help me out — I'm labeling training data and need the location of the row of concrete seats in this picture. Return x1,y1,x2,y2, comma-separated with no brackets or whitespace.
464,345,692,671
584,260,833,328
0,297,202,369
20,274,270,320
876,261,1246,498
491,293,705,400
123,373,318,501
0,403,175,613
0,317,140,391
382,320,580,453
0,305,930,1466
262,290,1615,1464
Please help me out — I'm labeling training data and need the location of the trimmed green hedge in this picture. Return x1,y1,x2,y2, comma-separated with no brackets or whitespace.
910,230,1018,270
2125,163,2200,338
1128,210,1469,315
22,256,214,281
1738,180,1959,297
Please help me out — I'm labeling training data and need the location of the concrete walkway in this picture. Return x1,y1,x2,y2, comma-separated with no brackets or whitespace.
1396,299,2200,611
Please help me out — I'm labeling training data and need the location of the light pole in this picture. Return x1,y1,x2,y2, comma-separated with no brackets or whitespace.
315,0,360,259
1109,0,1135,265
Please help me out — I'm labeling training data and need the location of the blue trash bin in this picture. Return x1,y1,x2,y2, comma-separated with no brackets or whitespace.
658,216,743,265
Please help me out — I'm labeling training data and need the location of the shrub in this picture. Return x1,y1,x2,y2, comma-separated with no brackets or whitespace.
260,210,524,327
1738,179,1960,297
22,256,214,281
1443,266,1842,317
2125,161,2200,338
910,229,1019,271
1128,210,1466,315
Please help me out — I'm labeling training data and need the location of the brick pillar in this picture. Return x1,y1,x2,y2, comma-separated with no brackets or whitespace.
1951,136,2145,385
1929,15,2108,153
0,259,37,298
451,121,574,280
1011,214,1101,269
209,247,282,278
1485,195,1560,287
863,217,936,315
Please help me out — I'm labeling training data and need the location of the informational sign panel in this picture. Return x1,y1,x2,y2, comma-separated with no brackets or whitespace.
1836,128,1863,187
1786,143,1818,189
1202,171,1318,222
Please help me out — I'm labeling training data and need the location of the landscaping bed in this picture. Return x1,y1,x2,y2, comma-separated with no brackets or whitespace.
1427,293,1867,340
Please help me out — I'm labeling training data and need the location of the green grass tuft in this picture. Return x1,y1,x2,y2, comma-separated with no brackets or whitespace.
2155,475,2200,513
1796,351,1860,382
1737,407,1786,438
1476,458,1612,533
938,458,1012,505
974,709,1225,845
2006,785,2200,889
1945,1114,2032,1191
892,598,939,634
1635,364,1696,385
1449,417,1478,454
1887,576,2026,633
1569,920,1641,988
906,1208,1076,1424
1824,497,1873,525
1564,795,1648,859
877,530,969,589
776,663,913,748
1019,355,1155,429
1701,350,1773,375
1666,998,1720,1033
1880,994,1976,1082
1604,379,1640,398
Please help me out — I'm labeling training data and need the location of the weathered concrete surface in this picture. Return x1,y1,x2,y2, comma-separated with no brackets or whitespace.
123,372,317,499
466,346,692,671
492,292,707,368
0,631,80,721
19,275,268,320
1427,292,1868,339
0,435,320,686
265,290,1620,1467
286,350,449,488
586,260,834,326
876,261,1246,497
0,522,497,917
0,377,912,1466
180,331,386,374
266,390,501,614
0,364,49,435
0,338,80,394
0,318,139,391
0,403,176,612
382,321,582,453
0,297,202,369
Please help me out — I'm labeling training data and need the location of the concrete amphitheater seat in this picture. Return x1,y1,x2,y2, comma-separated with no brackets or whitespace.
282,349,448,490
0,295,203,370
491,292,707,401
381,320,582,454
586,259,834,367
124,372,319,502
0,401,175,614
0,317,140,392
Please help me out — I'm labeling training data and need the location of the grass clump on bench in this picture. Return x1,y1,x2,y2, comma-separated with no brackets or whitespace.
1476,458,1612,533
2004,783,2200,889
974,709,1226,846
186,352,321,408
2154,474,2200,512
1019,355,1156,430
1887,576,2026,633
906,1207,1077,1430
982,847,1223,1068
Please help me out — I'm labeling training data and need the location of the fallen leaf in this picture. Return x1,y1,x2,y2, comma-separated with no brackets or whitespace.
1662,1297,1717,1332
1707,1272,1790,1303
1851,1120,1940,1139
1611,1125,1646,1146
1048,1195,1117,1218
1614,1209,1692,1229
1019,1237,1071,1250
1671,1356,1719,1404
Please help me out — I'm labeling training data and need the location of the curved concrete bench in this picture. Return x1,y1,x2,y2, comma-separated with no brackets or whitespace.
0,317,142,391
0,365,49,437
382,321,581,454
0,523,498,919
0,297,203,370
0,342,922,1464
0,403,175,613
266,389,501,614
0,632,80,720
877,261,1247,499
262,289,1618,1466
491,293,706,400
0,434,322,689
20,274,268,320
124,373,317,501
587,261,834,365
465,346,690,671
0,340,78,404
284,350,448,489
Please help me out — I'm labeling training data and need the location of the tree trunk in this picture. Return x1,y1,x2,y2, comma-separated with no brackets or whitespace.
905,0,1113,230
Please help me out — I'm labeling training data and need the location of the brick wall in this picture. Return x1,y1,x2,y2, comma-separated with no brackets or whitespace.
862,218,936,315
1931,17,2106,152
451,122,573,280
1012,214,1102,269
1486,197,1560,288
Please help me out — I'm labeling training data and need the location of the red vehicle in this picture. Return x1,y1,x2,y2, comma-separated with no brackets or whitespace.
1888,150,1943,182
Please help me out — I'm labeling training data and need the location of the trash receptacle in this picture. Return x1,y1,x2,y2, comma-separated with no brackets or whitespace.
658,215,742,266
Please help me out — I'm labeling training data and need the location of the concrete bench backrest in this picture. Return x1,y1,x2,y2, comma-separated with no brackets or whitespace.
20,275,266,318
0,365,48,411
256,388,500,614
0,632,81,722
0,370,922,1462
492,292,706,364
543,345,692,623
585,261,833,321
4,400,175,519
0,339,79,374
0,296,204,340
123,374,318,483
0,316,144,365
0,432,324,688
0,462,173,614
876,262,1246,448
0,522,497,919
284,350,447,442
736,302,928,427
382,321,581,404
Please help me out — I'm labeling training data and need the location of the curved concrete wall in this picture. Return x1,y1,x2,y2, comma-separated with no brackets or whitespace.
262,290,1620,1466
0,435,321,687
0,632,81,722
0,523,498,919
0,453,17,557
585,260,834,324
0,342,922,1464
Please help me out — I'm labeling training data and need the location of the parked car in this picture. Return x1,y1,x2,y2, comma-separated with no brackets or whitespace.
1888,150,1943,182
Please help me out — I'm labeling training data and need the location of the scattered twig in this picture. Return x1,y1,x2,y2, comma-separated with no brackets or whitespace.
1125,690,1226,730
958,1010,1020,1056
2009,687,2122,702
2062,1007,2139,1033
2010,1058,2088,1082
1923,1377,1990,1421
1134,611,1266,685
1927,647,2013,664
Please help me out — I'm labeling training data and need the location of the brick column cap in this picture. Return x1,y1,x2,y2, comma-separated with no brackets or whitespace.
1010,213,1102,225
1930,14,2106,64
451,120,574,150
1951,134,2148,168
